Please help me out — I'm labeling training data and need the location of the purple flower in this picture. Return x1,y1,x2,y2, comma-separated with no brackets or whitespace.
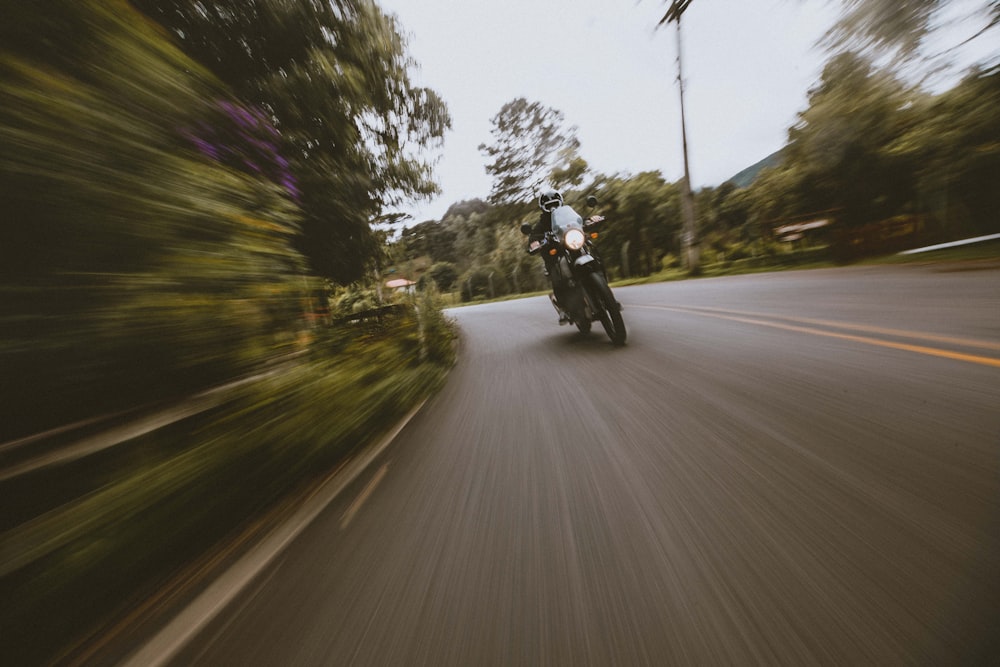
193,137,220,160
182,98,300,203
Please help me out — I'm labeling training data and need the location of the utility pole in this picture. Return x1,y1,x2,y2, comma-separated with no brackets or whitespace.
660,0,700,275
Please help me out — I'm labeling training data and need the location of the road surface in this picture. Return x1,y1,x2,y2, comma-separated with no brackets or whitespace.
166,264,999,665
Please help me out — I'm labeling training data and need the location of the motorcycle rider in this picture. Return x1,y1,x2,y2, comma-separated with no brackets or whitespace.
529,189,611,325
527,189,562,255
527,189,571,323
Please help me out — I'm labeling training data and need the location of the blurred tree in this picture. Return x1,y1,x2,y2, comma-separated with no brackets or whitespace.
422,261,459,291
442,198,490,221
0,0,307,436
822,0,999,70
400,219,457,264
451,212,496,274
712,182,752,237
614,172,680,277
549,151,590,191
458,265,508,302
491,224,543,294
589,172,680,277
890,65,1000,236
479,98,581,207
743,165,805,240
785,52,918,230
131,0,451,283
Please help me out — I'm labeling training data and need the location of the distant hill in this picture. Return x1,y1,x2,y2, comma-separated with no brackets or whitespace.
724,148,785,188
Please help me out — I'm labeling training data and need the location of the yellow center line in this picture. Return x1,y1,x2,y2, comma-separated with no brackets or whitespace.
682,305,1000,352
630,304,1000,369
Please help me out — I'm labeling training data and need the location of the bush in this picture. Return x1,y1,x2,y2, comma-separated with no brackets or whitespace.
660,253,680,271
423,262,459,291
459,265,510,302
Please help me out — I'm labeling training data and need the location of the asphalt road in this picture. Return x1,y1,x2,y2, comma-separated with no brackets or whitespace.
169,264,999,666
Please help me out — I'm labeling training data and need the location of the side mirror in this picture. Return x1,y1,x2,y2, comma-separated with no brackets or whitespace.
520,222,533,236
586,195,598,208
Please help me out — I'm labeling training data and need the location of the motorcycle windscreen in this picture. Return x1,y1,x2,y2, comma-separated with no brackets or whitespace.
550,205,584,235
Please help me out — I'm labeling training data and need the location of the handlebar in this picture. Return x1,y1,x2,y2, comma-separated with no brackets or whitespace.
527,233,552,255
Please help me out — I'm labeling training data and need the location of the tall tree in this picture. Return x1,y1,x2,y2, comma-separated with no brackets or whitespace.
891,65,1000,236
609,172,681,277
478,98,580,207
132,0,451,283
785,52,917,230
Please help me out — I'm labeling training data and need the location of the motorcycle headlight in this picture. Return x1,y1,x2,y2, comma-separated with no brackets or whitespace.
564,228,586,250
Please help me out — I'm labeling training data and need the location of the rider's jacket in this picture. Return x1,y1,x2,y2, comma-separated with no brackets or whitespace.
528,210,553,243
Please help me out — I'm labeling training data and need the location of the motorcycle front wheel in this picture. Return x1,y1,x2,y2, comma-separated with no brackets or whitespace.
587,272,626,345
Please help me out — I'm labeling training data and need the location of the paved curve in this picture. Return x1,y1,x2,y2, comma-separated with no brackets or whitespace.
170,264,999,666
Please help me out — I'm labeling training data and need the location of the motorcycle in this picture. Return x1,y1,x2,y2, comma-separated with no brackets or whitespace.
520,196,626,346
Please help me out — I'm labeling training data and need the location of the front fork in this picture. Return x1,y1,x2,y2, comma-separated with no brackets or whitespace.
561,254,603,315
548,293,570,323
551,252,603,322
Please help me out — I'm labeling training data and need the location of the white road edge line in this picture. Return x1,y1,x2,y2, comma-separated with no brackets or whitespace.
340,463,390,530
120,398,428,667
899,232,1000,254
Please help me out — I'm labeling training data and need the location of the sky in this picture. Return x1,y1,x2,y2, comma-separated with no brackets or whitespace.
375,0,839,222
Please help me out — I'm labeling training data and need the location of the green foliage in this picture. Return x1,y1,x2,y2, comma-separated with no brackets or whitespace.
824,0,941,59
786,52,917,230
449,211,497,271
823,0,1000,66
132,0,452,284
331,284,382,315
586,172,681,278
0,0,458,440
889,66,1000,236
0,1,307,438
492,224,547,294
459,265,509,302
550,153,590,191
413,288,458,365
423,261,459,291
442,198,491,221
401,220,457,264
479,98,581,207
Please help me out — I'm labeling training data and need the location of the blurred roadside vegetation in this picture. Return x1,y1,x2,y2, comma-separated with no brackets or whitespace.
1,298,454,666
1,1,453,663
1,0,450,441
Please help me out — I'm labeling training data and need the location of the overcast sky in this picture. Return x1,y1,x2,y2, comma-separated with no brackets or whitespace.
377,0,844,222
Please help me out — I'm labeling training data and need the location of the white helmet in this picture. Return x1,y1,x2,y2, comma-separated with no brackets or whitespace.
538,190,563,212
